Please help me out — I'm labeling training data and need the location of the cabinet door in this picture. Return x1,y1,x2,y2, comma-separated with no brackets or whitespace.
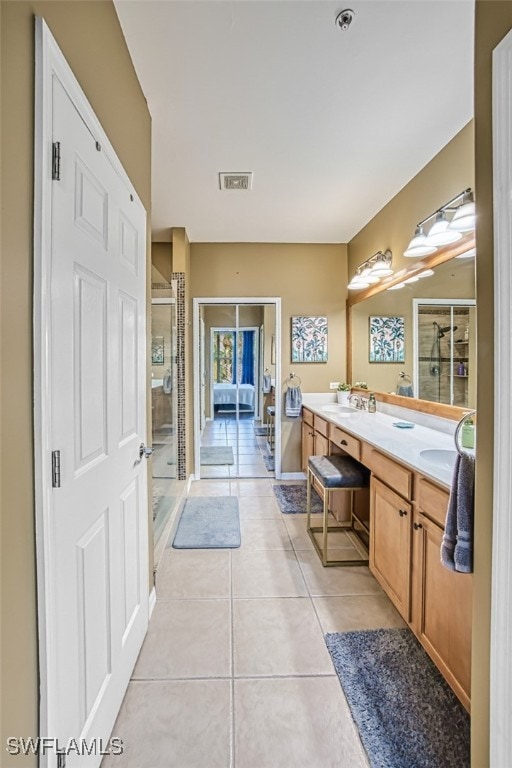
370,477,412,621
301,420,315,473
412,512,472,711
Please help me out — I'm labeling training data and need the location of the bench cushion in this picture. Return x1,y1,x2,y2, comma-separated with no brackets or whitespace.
308,454,370,489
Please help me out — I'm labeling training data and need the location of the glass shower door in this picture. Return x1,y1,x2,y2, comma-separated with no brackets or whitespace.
151,296,178,547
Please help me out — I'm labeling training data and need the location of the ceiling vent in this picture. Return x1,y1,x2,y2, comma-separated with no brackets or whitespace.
219,172,253,191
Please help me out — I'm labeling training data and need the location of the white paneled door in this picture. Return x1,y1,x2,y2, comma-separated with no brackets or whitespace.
36,28,148,766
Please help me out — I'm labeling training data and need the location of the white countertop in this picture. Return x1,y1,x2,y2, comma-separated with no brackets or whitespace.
302,394,471,489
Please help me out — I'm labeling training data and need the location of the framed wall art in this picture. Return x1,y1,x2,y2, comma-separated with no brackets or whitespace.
291,316,328,363
151,335,165,365
369,315,405,363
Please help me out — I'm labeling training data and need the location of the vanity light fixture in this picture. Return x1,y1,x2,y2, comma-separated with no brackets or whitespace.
455,247,477,260
448,190,476,232
403,188,475,257
348,249,393,290
416,269,435,278
404,275,420,284
424,210,463,247
387,282,405,290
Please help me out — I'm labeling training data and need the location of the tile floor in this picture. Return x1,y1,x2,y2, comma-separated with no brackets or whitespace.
200,415,272,479
103,478,405,768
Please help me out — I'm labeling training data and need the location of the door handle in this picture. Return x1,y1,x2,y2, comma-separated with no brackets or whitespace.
398,509,408,517
139,443,154,460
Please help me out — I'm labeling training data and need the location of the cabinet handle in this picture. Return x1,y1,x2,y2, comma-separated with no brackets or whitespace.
413,522,423,530
398,509,408,517
341,439,348,446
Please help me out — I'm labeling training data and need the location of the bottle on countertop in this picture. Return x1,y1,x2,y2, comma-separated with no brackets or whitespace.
368,393,377,413
461,416,475,449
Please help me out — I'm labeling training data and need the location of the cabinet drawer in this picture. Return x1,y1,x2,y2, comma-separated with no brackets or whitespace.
368,448,412,500
329,425,361,460
417,476,449,528
302,407,314,427
313,414,329,438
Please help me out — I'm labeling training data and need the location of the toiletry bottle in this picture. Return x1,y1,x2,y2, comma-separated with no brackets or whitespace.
368,393,376,413
458,361,465,376
464,327,469,342
461,417,475,449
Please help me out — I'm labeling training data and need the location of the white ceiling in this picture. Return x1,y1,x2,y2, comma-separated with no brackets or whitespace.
114,0,474,243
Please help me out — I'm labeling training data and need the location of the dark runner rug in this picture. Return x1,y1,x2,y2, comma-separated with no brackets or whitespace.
325,627,470,768
273,483,323,513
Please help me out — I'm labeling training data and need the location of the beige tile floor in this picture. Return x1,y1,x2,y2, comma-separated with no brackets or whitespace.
200,415,273,479
103,479,405,768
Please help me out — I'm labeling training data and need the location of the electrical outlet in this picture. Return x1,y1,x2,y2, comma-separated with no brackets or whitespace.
329,382,340,390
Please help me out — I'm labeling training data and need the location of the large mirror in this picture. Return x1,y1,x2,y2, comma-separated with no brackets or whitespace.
349,253,476,409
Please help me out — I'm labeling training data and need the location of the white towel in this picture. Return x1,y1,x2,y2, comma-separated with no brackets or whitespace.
262,374,272,394
285,385,302,418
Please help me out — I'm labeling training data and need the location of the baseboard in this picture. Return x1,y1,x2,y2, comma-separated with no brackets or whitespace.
186,474,195,492
279,472,306,480
149,587,156,618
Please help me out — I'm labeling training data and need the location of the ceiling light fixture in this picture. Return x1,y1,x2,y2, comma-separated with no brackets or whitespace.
347,249,393,291
455,247,477,260
403,188,475,257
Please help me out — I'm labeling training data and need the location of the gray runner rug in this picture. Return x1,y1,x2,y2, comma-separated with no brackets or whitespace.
171,496,240,549
325,627,470,768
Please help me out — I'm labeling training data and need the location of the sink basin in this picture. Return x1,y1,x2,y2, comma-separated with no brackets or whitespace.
419,449,458,471
321,405,356,416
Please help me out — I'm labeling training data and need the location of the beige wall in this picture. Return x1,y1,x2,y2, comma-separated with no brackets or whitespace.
348,122,475,279
191,243,348,472
0,1,151,762
473,4,512,766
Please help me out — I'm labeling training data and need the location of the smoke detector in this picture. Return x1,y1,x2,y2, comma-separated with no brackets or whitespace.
335,9,355,31
219,172,253,191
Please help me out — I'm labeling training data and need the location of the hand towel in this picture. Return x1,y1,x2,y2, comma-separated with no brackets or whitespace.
441,452,475,573
262,374,272,394
397,384,414,397
284,385,302,418
163,373,172,394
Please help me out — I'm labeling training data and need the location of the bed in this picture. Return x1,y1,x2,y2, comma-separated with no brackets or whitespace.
213,383,255,410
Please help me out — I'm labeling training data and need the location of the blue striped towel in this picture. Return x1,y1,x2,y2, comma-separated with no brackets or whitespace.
285,385,302,418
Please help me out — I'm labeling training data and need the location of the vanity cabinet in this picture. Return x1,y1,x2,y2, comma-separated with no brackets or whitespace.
411,482,472,711
301,408,328,471
301,408,350,523
370,477,412,621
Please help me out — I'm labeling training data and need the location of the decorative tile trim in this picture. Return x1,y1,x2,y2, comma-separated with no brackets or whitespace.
172,272,186,480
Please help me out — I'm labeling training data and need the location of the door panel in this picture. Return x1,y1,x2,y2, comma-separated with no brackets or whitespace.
46,75,148,761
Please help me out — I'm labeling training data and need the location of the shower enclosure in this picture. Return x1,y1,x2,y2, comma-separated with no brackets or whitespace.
413,299,476,407
151,291,181,551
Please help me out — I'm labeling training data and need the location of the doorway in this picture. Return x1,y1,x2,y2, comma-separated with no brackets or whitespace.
193,298,281,480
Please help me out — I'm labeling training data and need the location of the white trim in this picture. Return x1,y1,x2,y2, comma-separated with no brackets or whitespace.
280,472,306,481
192,297,282,480
412,298,475,404
148,588,157,618
34,19,147,757
491,28,512,766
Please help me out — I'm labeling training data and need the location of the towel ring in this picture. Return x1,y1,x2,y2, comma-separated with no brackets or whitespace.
285,372,301,387
454,410,476,456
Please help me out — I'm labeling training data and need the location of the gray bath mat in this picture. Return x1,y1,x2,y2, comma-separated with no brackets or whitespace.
200,446,234,465
325,627,470,768
273,483,323,513
171,496,240,549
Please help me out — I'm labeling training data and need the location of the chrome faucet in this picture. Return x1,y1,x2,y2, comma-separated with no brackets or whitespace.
348,394,367,410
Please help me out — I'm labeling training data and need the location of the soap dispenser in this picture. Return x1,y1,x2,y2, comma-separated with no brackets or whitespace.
368,393,376,413
461,416,475,449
